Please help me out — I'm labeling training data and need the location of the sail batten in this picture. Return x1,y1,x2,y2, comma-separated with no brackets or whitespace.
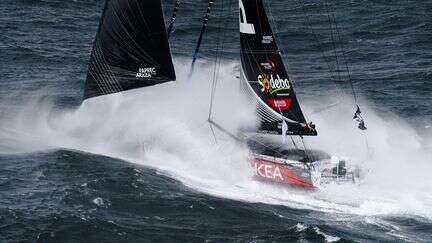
84,0,176,100
239,0,316,136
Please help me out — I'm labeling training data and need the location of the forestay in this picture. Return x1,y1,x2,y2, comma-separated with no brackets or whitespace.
239,0,316,136
84,0,176,100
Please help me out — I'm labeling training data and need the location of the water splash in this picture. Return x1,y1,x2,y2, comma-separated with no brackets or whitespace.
0,59,431,223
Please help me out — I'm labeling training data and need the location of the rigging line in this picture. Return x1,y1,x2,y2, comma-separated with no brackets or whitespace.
362,131,372,159
326,7,369,158
323,1,344,85
297,0,347,113
300,8,346,121
300,136,313,166
290,136,299,150
264,1,311,147
297,12,340,92
189,0,214,77
209,0,234,143
326,3,369,157
248,2,304,123
209,119,243,143
212,0,238,129
167,0,181,39
309,102,340,115
330,11,359,104
209,0,225,120
303,2,370,156
214,1,234,93
214,0,233,82
246,133,311,166
260,1,286,118
263,1,284,64
209,122,218,143
298,1,338,81
264,1,312,125
270,0,317,158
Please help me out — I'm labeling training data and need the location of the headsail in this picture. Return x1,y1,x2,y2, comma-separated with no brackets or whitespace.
239,0,316,136
84,0,176,100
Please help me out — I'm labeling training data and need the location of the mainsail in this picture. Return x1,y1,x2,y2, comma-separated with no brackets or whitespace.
84,0,176,100
239,0,317,136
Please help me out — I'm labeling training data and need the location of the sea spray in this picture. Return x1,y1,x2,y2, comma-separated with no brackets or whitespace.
0,59,431,221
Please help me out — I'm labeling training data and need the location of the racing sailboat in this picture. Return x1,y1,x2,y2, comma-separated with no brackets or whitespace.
84,0,360,189
84,0,175,100
208,0,360,188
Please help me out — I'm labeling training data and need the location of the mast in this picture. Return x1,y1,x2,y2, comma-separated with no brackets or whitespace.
239,0,316,136
84,0,176,100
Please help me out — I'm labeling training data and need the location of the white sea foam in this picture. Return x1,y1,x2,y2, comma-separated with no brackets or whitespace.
0,59,431,224
93,197,108,207
313,227,340,243
294,223,307,232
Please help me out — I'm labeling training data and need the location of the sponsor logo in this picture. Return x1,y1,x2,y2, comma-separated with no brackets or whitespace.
260,59,276,71
267,98,292,111
262,35,273,44
254,162,284,181
258,74,291,93
136,67,156,78
239,0,255,34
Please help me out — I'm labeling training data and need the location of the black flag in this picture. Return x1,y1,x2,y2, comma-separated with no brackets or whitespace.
353,106,367,130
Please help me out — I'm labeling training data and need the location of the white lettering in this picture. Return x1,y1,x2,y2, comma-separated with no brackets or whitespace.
274,167,283,181
270,75,291,89
273,100,286,107
136,67,156,78
262,36,273,44
239,0,255,34
264,164,272,178
258,74,291,93
260,62,272,70
254,162,284,181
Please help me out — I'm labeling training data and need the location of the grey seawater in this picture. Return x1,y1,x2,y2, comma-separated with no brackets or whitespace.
1,0,431,242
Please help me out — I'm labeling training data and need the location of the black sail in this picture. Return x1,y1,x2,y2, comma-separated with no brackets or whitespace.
84,0,176,100
239,0,316,136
